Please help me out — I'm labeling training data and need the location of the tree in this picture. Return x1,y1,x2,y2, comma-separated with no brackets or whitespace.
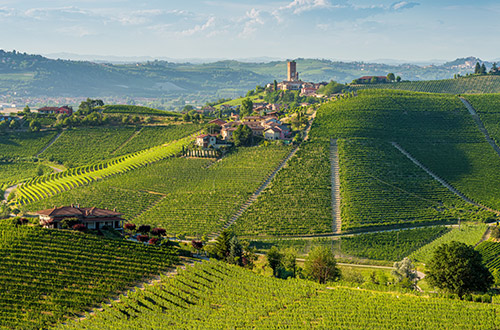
266,246,283,277
29,120,41,132
426,241,493,297
183,105,194,112
387,73,395,82
396,76,401,82
304,246,341,284
0,120,8,132
182,113,191,122
480,63,487,75
23,105,31,114
240,98,253,118
490,62,499,74
229,236,243,266
214,229,233,260
391,257,419,289
78,98,103,115
370,76,378,84
283,247,297,278
475,62,481,74
273,79,278,91
317,81,345,96
9,120,19,129
137,225,151,234
233,124,253,147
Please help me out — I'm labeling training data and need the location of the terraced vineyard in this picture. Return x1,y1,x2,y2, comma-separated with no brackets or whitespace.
22,146,292,237
0,131,57,158
233,141,333,236
57,261,500,330
354,75,500,94
250,226,450,261
15,136,192,206
0,222,178,329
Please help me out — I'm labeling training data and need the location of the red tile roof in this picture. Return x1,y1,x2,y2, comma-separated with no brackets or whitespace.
37,206,122,218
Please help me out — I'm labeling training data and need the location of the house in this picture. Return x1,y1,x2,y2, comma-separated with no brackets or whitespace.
264,127,282,140
208,118,227,127
221,126,238,140
195,134,218,148
36,205,124,231
37,106,73,116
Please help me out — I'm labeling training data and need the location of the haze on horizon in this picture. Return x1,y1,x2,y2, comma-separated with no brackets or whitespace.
1,0,499,62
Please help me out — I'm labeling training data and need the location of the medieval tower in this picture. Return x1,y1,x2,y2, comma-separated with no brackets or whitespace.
287,61,299,81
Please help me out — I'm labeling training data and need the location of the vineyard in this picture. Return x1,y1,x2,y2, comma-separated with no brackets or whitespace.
39,127,137,167
410,224,488,263
463,94,500,144
15,136,193,206
57,260,500,330
250,226,450,261
233,141,333,236
101,105,181,117
0,161,52,188
0,222,178,329
0,131,57,158
353,75,500,94
476,239,500,271
400,141,500,210
22,146,293,237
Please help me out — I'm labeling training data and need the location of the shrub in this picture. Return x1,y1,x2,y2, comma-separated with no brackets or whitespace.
148,238,159,245
191,240,204,250
124,223,136,231
151,227,166,237
137,225,151,234
137,235,149,242
73,224,87,232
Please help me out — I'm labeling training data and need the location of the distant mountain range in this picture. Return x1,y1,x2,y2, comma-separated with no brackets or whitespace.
0,50,495,102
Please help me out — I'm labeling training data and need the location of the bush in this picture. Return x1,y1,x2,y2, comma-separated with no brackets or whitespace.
137,235,149,243
151,227,166,236
73,224,87,232
148,238,159,245
137,225,151,234
124,223,136,231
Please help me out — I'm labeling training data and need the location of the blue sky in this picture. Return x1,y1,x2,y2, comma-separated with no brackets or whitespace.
0,0,499,61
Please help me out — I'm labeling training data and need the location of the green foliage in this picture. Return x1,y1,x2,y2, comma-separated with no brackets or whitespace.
214,229,233,260
240,98,253,118
0,222,177,329
391,258,418,289
316,80,345,96
78,98,103,115
304,246,341,284
426,241,493,296
266,246,283,277
233,124,253,146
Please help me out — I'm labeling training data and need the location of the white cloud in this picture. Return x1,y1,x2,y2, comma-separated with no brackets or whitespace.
281,0,332,14
179,17,216,36
391,2,419,11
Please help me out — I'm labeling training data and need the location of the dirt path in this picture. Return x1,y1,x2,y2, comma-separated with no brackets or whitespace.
460,97,500,157
213,145,300,238
391,142,500,215
330,139,341,234
213,112,317,238
3,184,18,201
35,130,63,157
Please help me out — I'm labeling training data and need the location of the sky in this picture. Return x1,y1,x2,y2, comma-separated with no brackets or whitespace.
0,0,499,62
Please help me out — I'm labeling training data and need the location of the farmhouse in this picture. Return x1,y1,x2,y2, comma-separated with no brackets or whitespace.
195,134,217,148
36,205,124,230
37,106,73,115
356,76,388,84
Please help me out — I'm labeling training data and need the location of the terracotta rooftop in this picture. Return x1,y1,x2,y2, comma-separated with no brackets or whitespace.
37,206,122,218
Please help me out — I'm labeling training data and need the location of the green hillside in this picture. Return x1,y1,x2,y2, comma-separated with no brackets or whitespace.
0,222,178,329
354,75,500,94
57,260,500,330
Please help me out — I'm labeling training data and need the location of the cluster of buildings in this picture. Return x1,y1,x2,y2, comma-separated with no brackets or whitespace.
37,106,73,115
196,114,291,148
273,61,327,95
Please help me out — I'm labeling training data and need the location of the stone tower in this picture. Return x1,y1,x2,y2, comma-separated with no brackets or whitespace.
287,61,298,81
